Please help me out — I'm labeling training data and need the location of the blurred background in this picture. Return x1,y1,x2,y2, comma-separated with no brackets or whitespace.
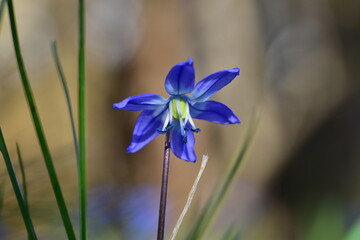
0,0,360,239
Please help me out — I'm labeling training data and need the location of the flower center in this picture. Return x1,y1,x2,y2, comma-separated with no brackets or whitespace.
171,97,187,119
157,96,201,141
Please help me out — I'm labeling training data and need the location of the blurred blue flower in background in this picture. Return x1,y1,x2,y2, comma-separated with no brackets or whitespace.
113,59,240,162
87,184,161,240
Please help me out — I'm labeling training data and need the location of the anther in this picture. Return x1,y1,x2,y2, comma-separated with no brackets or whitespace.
166,123,174,130
157,129,168,134
191,128,201,133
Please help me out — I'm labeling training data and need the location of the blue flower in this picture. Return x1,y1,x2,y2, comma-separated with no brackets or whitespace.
113,59,240,162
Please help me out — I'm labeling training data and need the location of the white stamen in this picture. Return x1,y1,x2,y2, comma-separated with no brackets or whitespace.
179,117,185,136
184,102,190,124
186,103,197,130
169,100,173,124
161,112,170,131
176,99,186,136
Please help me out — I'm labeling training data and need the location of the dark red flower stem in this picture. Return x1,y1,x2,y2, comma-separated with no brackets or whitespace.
157,131,171,240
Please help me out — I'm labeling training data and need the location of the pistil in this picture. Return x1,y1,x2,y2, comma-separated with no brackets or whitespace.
157,97,201,138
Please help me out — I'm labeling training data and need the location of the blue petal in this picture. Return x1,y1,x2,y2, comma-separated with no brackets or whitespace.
113,94,167,111
189,68,240,102
127,109,166,153
190,100,240,124
165,59,195,95
170,122,197,162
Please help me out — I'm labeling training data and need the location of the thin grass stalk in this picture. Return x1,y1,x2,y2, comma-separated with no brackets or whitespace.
6,1,76,239
157,131,172,240
15,143,32,240
185,120,257,240
50,41,80,163
16,143,28,206
78,0,87,239
0,129,37,240
170,155,208,240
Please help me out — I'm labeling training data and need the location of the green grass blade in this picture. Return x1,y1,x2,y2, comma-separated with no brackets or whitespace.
0,128,37,240
17,144,31,240
50,41,80,163
78,0,87,239
6,1,76,239
16,143,28,207
185,118,258,240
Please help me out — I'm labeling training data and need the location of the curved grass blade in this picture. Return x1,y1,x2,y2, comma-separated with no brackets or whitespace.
78,0,87,239
185,118,258,240
50,41,80,163
6,1,76,239
16,143,28,207
0,129,37,240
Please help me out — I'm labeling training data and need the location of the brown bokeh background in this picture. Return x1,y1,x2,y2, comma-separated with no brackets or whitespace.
0,0,360,239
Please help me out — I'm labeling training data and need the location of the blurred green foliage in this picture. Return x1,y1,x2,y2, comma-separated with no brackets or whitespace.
303,199,344,240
